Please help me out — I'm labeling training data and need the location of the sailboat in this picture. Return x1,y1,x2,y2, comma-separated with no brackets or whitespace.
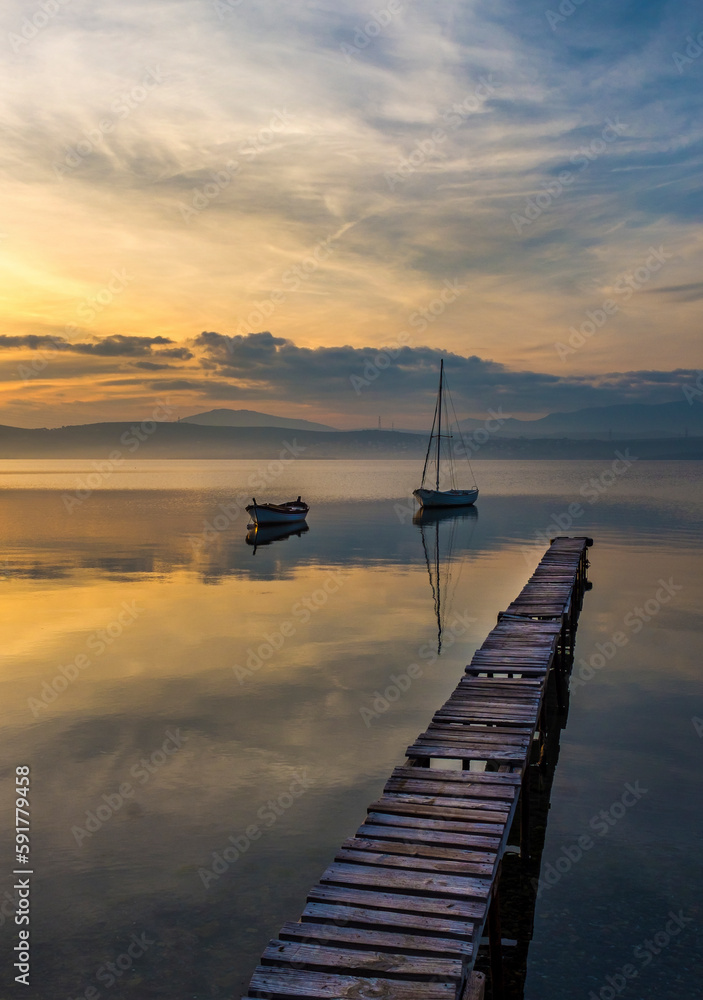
413,359,479,508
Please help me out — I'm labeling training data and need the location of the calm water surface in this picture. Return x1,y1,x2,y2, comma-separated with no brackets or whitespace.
0,460,701,999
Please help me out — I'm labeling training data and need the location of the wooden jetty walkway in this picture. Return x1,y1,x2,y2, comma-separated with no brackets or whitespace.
243,536,593,1000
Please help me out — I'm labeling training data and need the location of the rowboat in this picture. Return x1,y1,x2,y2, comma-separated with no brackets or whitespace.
413,358,479,509
245,497,309,526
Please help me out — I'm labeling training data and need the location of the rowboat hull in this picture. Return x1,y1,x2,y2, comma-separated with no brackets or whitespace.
413,487,479,508
245,501,309,526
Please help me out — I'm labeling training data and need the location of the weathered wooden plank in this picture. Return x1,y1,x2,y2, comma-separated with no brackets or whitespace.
480,650,555,658
471,647,554,654
435,702,539,715
385,777,519,799
482,631,560,641
456,676,544,698
446,695,542,705
481,640,552,652
432,702,539,728
434,707,539,721
335,846,495,877
261,939,463,978
482,625,560,633
481,634,558,643
472,645,556,653
320,862,492,900
478,648,555,657
478,634,557,647
443,695,542,705
406,742,527,754
465,667,549,675
301,901,477,942
371,793,510,820
405,743,527,763
464,668,548,678
419,726,532,745
342,836,495,865
368,799,508,827
421,725,534,737
432,713,537,727
447,690,542,702
433,706,538,720
279,920,473,958
356,823,501,852
439,702,540,715
307,883,486,920
247,967,456,999
392,765,522,785
366,811,504,841
445,699,542,710
467,660,550,668
418,729,531,745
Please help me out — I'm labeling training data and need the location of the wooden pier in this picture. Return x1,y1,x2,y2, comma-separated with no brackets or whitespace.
242,536,592,1000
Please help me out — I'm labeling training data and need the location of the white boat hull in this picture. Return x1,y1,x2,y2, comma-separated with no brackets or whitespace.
413,487,479,508
246,506,308,526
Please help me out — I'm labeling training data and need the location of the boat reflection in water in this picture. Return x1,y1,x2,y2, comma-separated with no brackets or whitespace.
245,521,310,554
413,505,478,654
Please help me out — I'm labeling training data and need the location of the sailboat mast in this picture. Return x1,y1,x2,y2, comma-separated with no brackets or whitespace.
420,392,439,488
435,359,443,492
435,515,442,652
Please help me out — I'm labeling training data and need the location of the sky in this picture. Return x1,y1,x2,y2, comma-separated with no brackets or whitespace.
1,0,702,429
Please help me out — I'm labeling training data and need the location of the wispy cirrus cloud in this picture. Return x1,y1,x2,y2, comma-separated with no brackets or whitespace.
0,0,700,427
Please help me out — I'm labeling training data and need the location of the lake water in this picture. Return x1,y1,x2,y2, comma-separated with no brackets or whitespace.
0,459,701,999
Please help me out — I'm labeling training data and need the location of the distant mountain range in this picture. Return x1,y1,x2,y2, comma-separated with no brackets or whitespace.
181,401,703,440
0,399,701,459
0,421,700,460
459,400,703,439
182,408,335,432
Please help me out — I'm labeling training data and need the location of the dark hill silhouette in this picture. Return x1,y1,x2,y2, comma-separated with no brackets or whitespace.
182,408,335,432
0,421,700,460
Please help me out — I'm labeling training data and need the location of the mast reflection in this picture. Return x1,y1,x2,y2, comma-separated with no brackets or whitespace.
413,505,478,654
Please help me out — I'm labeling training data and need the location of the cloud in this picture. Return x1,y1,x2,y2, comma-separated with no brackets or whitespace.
150,379,205,392
155,347,194,360
0,335,67,350
643,281,703,302
72,335,174,356
133,361,175,371
0,334,177,357
183,331,695,415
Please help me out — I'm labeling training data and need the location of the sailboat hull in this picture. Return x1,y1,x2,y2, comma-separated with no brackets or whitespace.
413,487,479,508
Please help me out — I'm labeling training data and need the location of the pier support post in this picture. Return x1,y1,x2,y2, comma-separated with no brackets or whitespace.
488,887,505,1000
462,971,486,1000
520,769,531,860
554,660,567,711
